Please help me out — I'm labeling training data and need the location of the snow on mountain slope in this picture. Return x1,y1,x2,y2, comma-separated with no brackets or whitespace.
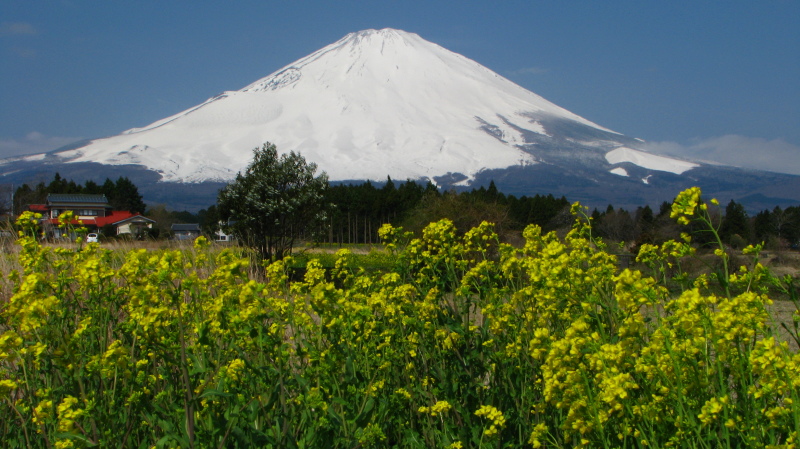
37,28,637,183
605,147,698,175
609,167,629,177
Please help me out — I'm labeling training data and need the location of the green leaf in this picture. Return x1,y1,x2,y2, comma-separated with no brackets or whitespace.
198,388,234,399
355,397,374,422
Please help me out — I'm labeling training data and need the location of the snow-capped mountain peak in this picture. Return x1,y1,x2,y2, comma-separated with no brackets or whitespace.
18,28,695,186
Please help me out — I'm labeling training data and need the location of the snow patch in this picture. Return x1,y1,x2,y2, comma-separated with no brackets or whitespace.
610,167,628,177
605,147,697,175
22,153,47,161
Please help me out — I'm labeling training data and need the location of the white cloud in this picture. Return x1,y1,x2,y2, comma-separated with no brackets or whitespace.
0,22,37,36
0,132,83,158
643,135,800,176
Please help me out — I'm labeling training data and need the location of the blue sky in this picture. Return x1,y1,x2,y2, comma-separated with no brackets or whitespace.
1,1,799,173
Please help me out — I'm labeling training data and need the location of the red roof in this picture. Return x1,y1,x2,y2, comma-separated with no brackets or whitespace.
29,204,48,212
46,211,152,227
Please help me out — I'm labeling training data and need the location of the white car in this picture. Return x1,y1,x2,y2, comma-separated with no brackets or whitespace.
86,233,99,243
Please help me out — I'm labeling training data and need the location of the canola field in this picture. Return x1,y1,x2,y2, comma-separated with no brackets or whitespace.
0,188,798,448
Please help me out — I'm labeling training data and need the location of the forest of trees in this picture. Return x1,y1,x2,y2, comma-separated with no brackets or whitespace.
318,178,572,245
8,173,800,250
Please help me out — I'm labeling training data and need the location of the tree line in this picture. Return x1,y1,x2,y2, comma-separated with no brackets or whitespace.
318,178,572,245
11,163,800,254
589,198,800,251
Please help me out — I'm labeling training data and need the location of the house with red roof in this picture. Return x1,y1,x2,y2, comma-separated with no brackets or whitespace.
32,194,156,239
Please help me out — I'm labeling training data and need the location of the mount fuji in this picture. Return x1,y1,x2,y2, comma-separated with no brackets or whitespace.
3,28,799,211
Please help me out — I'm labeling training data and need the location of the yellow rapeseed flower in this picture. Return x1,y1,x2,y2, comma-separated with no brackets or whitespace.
475,405,506,436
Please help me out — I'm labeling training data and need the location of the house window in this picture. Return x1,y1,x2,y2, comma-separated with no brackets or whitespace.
51,209,60,218
78,209,99,216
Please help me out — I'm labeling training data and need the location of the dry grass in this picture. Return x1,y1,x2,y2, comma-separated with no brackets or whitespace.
768,299,799,350
761,250,800,278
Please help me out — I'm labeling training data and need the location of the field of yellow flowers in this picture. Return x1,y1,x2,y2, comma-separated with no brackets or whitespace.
1,188,798,448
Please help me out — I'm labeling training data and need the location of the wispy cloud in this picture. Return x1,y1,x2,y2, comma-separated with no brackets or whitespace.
643,135,800,176
508,66,550,76
0,22,37,36
0,132,83,159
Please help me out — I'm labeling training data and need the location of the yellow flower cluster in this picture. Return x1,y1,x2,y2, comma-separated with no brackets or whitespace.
418,400,452,417
87,340,130,378
670,186,703,224
0,378,18,395
56,395,84,434
33,399,53,427
474,404,506,436
698,396,729,426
